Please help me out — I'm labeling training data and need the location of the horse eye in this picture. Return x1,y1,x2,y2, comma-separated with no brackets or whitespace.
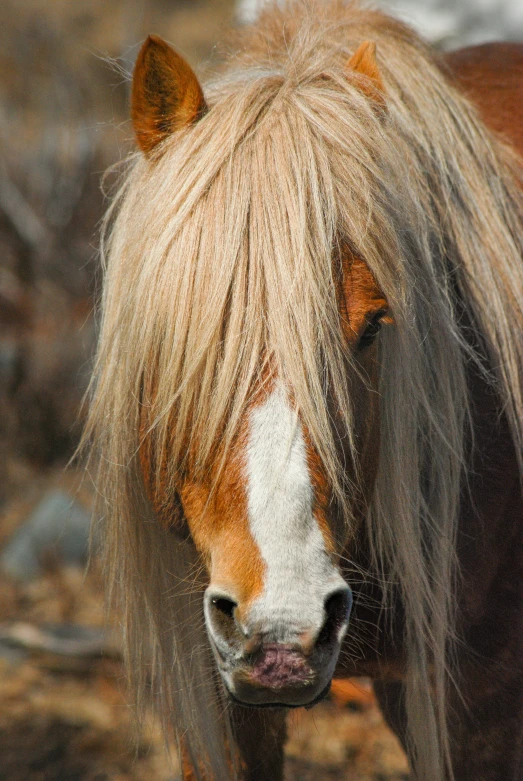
358,312,385,350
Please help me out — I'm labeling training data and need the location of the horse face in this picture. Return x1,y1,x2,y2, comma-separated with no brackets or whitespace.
176,256,388,708
130,36,390,707
179,382,350,707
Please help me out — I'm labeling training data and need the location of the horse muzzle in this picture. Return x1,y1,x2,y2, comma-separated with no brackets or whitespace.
225,643,330,708
204,584,352,707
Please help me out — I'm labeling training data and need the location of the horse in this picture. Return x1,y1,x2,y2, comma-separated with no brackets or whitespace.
83,2,523,779
236,0,523,45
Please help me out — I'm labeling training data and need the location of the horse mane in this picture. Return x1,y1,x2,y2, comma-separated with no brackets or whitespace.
83,2,523,779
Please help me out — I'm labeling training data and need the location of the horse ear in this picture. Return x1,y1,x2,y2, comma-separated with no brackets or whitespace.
347,41,386,105
131,35,207,156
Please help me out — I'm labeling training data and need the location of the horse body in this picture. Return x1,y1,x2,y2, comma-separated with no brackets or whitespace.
345,42,523,779
357,335,523,779
85,3,523,779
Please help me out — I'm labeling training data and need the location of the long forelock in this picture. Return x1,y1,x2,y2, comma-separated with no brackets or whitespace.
126,70,389,500
123,48,426,496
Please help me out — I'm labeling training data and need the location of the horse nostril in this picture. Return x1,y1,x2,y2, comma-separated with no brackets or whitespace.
317,587,352,648
326,588,352,626
206,591,240,647
212,596,237,619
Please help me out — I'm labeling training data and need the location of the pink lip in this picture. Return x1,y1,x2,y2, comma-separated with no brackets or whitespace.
248,644,313,689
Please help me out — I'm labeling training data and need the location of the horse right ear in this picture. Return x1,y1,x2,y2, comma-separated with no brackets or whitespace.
347,40,386,107
131,35,207,156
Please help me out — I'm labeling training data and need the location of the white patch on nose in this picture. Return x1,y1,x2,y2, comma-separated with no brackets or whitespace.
246,383,347,640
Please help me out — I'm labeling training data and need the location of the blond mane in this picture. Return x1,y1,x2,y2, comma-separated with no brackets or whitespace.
84,2,523,778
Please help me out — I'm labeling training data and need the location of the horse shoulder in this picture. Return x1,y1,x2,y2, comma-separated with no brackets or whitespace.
444,42,523,157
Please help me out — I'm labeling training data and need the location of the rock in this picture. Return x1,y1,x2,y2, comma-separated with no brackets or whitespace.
0,490,91,580
0,622,115,659
0,639,29,665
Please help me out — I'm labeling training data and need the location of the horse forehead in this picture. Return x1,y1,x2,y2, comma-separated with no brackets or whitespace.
244,384,337,612
247,384,305,477
245,384,334,542
183,384,328,520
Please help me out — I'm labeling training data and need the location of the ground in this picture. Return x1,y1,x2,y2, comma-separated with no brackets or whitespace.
0,475,408,781
0,1,409,777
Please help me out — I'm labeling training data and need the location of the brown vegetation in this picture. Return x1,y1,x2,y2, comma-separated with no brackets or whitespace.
0,2,407,778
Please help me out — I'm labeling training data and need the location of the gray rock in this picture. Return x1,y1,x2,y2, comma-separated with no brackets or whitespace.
0,489,91,580
0,639,29,664
0,622,113,658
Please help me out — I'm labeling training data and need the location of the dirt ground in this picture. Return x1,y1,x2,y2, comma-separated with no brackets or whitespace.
0,475,408,781
0,575,408,781
0,656,409,781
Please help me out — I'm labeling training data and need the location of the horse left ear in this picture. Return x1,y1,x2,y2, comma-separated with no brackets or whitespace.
347,41,386,105
131,35,207,156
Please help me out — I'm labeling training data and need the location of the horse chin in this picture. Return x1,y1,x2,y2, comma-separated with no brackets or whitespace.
223,675,333,709
217,645,339,709
211,642,345,711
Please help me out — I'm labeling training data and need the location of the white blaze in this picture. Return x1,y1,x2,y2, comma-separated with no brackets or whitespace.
246,384,346,639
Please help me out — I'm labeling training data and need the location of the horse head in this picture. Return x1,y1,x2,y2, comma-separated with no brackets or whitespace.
87,6,523,777
132,35,390,708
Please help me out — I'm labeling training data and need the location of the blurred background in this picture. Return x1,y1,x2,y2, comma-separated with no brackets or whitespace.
0,1,520,779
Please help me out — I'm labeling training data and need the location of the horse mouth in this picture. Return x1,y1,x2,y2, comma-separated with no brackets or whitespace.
218,643,336,708
224,676,333,709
